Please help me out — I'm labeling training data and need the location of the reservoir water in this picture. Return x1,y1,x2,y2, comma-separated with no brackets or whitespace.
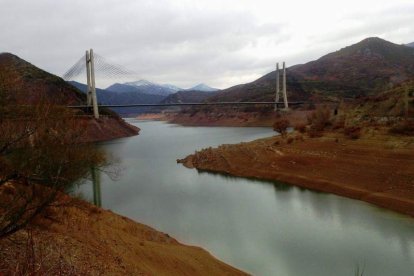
81,120,414,276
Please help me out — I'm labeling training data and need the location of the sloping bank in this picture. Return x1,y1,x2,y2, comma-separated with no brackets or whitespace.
82,116,140,142
0,195,247,275
178,133,414,217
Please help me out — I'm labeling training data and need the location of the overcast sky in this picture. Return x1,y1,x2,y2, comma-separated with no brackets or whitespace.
1,0,414,89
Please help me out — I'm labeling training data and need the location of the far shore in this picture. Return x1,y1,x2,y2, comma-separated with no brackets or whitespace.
136,110,310,127
178,131,414,217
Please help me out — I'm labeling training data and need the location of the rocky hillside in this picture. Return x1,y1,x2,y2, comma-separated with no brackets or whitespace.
0,53,84,105
208,37,414,104
351,81,414,119
0,53,138,141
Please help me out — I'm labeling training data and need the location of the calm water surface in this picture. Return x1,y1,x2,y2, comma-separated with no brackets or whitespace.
81,120,414,276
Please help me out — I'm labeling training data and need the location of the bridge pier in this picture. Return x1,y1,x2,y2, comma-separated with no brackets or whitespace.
274,63,280,111
86,49,99,119
274,61,289,111
282,62,289,110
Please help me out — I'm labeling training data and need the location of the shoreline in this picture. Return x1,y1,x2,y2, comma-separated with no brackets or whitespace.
0,194,247,275
136,110,310,127
179,132,414,217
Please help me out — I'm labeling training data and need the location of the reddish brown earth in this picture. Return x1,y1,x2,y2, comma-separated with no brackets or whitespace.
179,131,414,217
137,110,311,127
82,116,139,142
0,195,247,275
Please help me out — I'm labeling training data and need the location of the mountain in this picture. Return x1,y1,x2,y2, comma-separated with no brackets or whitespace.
208,37,414,103
105,83,140,93
292,37,414,91
161,90,219,104
108,80,177,96
69,81,165,115
188,83,219,92
406,42,414,48
160,83,182,92
107,80,219,97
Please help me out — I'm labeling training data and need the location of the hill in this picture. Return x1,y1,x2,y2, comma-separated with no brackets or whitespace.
406,42,414,48
351,81,414,119
0,53,138,141
0,53,84,105
208,37,414,104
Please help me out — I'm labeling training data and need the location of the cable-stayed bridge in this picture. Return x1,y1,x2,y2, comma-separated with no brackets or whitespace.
63,49,301,118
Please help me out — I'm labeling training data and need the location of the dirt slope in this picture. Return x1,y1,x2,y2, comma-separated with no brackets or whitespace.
0,196,247,275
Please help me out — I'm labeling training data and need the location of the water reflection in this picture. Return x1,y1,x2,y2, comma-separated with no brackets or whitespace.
91,166,102,207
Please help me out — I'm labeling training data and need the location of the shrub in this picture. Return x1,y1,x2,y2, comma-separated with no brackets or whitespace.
389,120,414,135
307,106,332,131
344,126,361,139
294,123,307,133
295,134,304,141
332,118,345,130
273,118,290,137
307,127,323,138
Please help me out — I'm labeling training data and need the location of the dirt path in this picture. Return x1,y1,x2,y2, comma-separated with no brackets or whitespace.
180,132,414,217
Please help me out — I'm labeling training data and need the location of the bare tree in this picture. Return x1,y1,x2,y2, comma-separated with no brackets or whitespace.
0,102,107,238
273,118,290,137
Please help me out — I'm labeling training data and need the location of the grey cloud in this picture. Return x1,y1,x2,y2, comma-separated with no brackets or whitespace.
1,0,413,89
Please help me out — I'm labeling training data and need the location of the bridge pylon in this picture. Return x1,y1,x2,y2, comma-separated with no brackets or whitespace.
86,49,99,119
274,61,289,111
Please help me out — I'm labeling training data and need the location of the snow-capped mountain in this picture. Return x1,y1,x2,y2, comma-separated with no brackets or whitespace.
124,80,155,87
188,83,219,92
161,84,183,92
107,79,219,96
107,80,176,96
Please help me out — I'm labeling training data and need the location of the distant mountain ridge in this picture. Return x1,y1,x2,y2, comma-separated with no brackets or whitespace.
189,83,219,92
406,42,414,48
107,79,218,96
69,81,165,115
107,81,175,96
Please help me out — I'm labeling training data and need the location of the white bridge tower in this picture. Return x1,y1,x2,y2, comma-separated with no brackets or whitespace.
274,61,289,111
86,49,99,119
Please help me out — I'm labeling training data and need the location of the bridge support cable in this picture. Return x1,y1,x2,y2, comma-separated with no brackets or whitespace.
62,50,141,119
62,54,86,81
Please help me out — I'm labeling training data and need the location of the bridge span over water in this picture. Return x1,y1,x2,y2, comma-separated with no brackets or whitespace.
68,101,305,109
64,49,299,117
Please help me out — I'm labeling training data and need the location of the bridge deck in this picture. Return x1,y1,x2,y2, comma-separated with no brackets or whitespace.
68,101,304,108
